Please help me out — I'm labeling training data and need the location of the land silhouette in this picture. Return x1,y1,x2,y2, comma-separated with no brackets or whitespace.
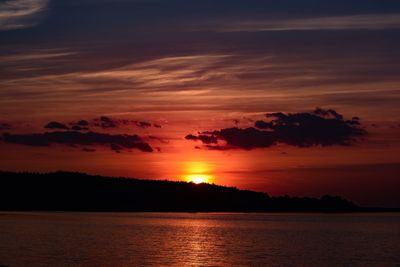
0,171,394,212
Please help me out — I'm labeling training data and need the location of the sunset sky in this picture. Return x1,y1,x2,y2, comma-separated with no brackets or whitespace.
1,0,400,207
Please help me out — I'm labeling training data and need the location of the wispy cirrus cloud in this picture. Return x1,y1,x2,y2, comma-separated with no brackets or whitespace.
214,14,400,32
0,50,76,63
2,52,398,99
79,55,233,91
1,51,400,118
0,54,237,102
0,0,49,31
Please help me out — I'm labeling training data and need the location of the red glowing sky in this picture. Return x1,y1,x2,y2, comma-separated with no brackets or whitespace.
1,0,400,207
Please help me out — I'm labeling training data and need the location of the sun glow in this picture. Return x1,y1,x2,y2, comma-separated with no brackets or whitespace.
183,161,214,184
186,174,212,184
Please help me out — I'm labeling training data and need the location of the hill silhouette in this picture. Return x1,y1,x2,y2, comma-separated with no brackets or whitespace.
0,171,375,212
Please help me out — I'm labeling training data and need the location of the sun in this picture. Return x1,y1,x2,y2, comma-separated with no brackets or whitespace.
182,161,214,184
186,174,211,184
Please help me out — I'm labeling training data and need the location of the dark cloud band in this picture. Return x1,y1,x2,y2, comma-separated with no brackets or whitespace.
44,121,69,130
186,108,366,150
2,131,153,152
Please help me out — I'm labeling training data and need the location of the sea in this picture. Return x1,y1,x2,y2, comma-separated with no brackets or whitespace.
0,212,399,266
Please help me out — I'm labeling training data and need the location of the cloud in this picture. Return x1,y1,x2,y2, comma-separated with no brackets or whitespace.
69,119,90,131
0,123,12,130
71,125,89,131
92,116,161,129
82,147,96,152
133,121,152,128
44,121,69,130
185,134,218,144
254,120,272,129
148,135,169,144
41,117,161,133
215,14,400,32
96,116,117,128
0,50,76,63
2,51,399,117
76,54,232,93
186,108,366,150
2,131,153,152
76,120,89,126
110,143,123,153
0,0,49,31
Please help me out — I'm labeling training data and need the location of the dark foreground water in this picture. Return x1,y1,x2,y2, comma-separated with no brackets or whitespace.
0,212,399,266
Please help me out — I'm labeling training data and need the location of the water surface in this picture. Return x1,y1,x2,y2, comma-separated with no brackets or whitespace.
0,212,399,266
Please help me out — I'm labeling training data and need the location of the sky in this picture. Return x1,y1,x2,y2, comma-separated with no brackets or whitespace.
0,0,400,207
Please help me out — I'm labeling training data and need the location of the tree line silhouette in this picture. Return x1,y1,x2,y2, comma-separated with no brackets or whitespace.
0,171,385,212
